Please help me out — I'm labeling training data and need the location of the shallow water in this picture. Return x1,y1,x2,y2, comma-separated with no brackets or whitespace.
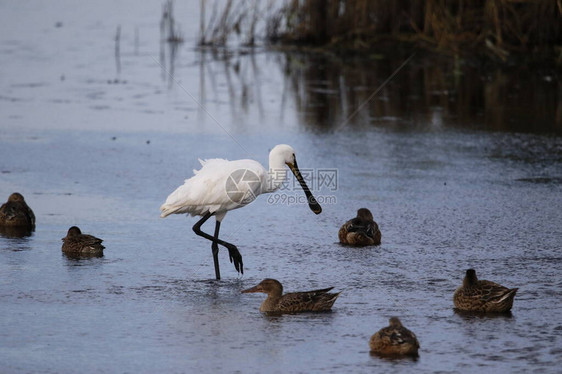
1,1,561,373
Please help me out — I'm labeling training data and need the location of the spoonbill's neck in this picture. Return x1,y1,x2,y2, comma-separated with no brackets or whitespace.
265,152,289,193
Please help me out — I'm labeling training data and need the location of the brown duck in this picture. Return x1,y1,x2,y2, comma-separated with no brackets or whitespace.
61,226,105,255
453,269,518,313
370,317,420,357
0,193,35,230
241,278,340,313
338,208,381,246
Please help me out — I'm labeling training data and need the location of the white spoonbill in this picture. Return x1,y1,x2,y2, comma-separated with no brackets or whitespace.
160,144,322,279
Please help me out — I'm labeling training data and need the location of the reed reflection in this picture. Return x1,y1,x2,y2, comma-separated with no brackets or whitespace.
196,48,561,133
280,52,561,133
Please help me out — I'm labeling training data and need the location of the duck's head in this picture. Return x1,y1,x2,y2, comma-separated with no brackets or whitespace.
388,317,403,328
8,193,25,202
241,278,283,295
66,226,82,237
356,208,373,221
464,269,478,286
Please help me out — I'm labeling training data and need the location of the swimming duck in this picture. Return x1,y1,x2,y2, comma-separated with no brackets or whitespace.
338,208,381,246
61,226,105,255
241,278,340,313
0,193,35,230
370,317,420,357
453,269,518,313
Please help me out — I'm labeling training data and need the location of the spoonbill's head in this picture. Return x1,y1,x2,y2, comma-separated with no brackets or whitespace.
270,144,297,166
270,144,322,215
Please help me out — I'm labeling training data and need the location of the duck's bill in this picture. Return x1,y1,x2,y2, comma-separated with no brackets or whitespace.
241,285,261,294
288,159,322,215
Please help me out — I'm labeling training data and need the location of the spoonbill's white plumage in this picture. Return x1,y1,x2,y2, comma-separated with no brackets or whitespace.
160,144,321,279
160,158,265,220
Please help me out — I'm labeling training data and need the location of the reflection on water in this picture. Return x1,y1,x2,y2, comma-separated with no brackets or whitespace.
197,47,269,124
454,309,514,320
0,234,33,251
516,177,562,184
1,2,561,373
197,48,561,133
369,351,419,362
160,37,181,87
63,252,104,260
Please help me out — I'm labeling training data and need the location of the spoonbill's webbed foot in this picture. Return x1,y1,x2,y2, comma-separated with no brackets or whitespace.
226,245,243,274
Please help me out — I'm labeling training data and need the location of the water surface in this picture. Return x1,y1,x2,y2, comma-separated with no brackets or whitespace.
1,1,561,373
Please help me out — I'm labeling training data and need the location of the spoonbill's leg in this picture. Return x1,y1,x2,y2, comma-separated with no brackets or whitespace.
211,221,221,280
192,212,244,278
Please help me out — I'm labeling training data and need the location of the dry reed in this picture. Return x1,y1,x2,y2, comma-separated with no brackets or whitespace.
200,0,562,59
